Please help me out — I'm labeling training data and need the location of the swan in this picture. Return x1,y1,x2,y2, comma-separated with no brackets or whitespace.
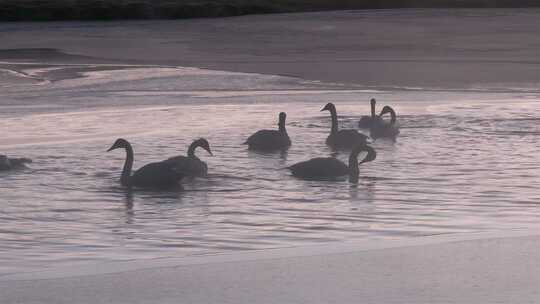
0,155,32,171
288,144,376,183
165,138,212,177
321,102,369,149
358,98,383,128
107,138,184,188
370,105,400,140
245,112,291,151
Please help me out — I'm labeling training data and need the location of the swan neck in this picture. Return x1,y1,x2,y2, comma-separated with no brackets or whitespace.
381,107,396,125
188,142,198,157
371,102,376,118
330,108,338,135
389,110,397,125
279,122,287,134
121,144,134,187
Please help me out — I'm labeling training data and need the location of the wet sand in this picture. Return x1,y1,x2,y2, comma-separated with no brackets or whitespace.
2,9,540,89
2,231,540,303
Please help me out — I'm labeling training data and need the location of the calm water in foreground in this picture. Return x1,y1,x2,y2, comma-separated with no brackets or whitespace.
1,63,540,274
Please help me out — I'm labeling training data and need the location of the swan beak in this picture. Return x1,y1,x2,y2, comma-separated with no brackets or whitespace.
106,145,117,152
206,148,213,156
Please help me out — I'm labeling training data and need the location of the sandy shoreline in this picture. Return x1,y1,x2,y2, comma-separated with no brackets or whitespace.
2,230,540,303
2,9,540,90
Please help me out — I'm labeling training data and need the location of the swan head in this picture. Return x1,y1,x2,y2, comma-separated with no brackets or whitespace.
351,144,376,164
379,105,395,117
107,138,130,152
370,98,376,106
194,138,213,156
320,102,335,112
359,145,377,164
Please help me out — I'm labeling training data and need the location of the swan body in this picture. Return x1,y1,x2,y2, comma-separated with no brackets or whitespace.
321,103,369,149
107,138,184,188
166,138,212,177
245,112,291,151
0,155,32,171
288,144,376,183
370,105,400,140
358,98,383,128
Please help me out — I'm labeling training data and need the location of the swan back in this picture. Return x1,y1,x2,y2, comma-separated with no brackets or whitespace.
288,157,349,179
326,129,369,149
130,161,184,188
245,112,291,151
165,138,212,177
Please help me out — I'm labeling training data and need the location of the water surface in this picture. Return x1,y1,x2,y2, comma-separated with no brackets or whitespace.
2,62,540,275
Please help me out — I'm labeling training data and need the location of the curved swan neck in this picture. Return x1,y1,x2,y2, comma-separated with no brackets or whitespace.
380,107,397,125
121,143,134,187
188,141,199,157
389,108,397,125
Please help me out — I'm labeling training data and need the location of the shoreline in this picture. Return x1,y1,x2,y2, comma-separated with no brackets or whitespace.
2,230,540,303
2,9,540,90
2,229,538,281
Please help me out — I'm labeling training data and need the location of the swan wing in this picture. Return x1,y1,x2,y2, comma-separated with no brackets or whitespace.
131,161,184,187
289,157,348,178
165,155,207,177
246,130,290,150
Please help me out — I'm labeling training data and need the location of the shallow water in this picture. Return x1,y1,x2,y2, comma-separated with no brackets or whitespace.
2,63,540,274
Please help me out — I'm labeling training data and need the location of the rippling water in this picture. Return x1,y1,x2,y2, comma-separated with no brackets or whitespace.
2,63,540,274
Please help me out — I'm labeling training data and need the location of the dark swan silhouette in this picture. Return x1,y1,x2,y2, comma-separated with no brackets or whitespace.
107,138,184,188
358,98,382,129
165,138,212,177
245,112,291,151
321,102,368,149
370,105,400,140
0,155,32,171
288,144,376,183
